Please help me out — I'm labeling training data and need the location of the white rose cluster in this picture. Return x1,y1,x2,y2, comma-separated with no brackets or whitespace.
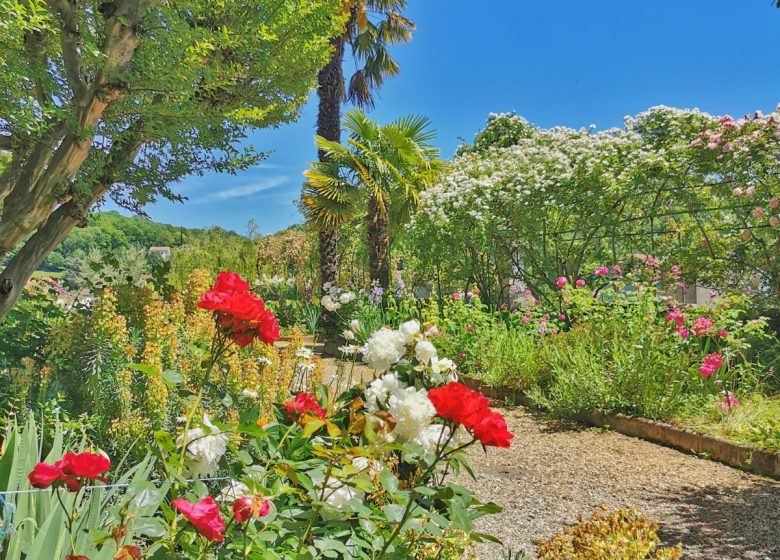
320,282,357,312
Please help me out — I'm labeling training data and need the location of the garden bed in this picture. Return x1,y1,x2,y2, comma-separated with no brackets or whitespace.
461,376,780,480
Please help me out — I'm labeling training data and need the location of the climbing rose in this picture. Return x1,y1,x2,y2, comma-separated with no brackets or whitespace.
212,271,250,293
594,266,609,277
28,463,64,489
428,382,490,428
575,279,586,288
172,496,226,542
28,452,110,491
555,276,568,288
284,392,326,422
699,353,723,378
473,412,514,448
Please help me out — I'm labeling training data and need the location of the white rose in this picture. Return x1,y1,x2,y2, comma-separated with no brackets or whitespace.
176,416,228,478
342,329,355,341
361,328,406,370
323,481,364,510
349,319,361,332
415,340,438,365
365,372,401,412
388,387,436,442
339,291,356,304
398,320,420,343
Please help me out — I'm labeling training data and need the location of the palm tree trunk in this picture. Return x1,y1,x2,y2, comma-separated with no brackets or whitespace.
367,195,390,290
315,36,345,289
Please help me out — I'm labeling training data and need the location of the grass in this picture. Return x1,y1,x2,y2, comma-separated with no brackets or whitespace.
678,394,780,452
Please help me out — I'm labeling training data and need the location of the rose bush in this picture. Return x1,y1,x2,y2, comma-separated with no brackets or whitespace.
6,272,510,559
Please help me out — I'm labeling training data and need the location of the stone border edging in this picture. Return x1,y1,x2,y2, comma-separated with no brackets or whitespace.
461,376,780,480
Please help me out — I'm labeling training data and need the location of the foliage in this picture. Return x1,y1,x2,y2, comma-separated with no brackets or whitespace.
535,507,683,560
0,0,347,320
0,415,164,560
303,109,441,287
1,271,319,462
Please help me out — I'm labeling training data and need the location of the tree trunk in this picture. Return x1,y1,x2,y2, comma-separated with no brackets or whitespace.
315,35,345,288
0,200,86,319
0,128,144,322
367,194,390,290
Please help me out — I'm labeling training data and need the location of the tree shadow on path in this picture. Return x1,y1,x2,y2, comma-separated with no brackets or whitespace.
647,482,780,559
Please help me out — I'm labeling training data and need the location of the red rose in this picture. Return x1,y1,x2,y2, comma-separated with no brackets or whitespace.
56,452,111,481
28,462,64,489
232,496,253,524
257,311,280,345
172,496,226,542
65,556,90,560
427,382,490,429
213,271,250,293
284,392,326,422
198,272,279,347
232,495,271,524
472,411,513,448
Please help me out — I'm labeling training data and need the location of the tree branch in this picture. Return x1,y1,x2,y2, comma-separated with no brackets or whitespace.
46,0,89,103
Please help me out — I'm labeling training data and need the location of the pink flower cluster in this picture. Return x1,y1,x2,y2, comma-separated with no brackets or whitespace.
699,353,723,378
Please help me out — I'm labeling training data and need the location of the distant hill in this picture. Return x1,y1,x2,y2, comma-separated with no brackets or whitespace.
41,211,246,271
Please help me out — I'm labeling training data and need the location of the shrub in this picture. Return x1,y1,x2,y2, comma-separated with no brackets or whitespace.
535,507,683,560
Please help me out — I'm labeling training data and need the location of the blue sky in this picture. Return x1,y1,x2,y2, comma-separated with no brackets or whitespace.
130,0,780,234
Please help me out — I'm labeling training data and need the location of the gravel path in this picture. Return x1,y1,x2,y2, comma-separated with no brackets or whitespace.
464,406,780,560
317,357,780,559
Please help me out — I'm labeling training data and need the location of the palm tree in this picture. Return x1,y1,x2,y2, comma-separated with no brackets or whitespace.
314,0,415,288
302,110,440,289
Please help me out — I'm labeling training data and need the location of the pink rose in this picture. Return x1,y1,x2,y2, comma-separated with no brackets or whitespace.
555,276,568,289
575,279,586,288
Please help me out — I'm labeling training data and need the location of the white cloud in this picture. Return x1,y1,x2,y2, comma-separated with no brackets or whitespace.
193,176,288,203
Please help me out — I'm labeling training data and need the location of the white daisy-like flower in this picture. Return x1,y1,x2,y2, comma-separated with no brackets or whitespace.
338,344,360,356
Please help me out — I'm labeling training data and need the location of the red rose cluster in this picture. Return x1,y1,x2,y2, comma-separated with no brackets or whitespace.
284,392,327,423
427,382,514,448
198,272,280,347
28,451,111,492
